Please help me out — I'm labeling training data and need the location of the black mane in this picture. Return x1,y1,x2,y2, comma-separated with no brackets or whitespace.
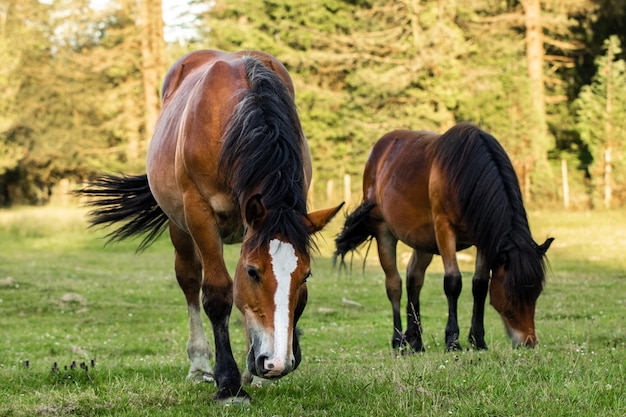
219,57,310,254
433,123,547,302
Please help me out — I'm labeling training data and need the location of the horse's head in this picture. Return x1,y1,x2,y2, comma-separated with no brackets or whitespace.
234,196,342,379
489,237,553,348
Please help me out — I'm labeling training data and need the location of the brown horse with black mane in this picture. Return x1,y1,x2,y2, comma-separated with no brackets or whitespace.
77,50,342,403
335,124,552,352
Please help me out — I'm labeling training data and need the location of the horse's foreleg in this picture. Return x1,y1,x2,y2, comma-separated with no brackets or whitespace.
183,197,249,402
469,251,489,350
170,224,214,383
443,273,462,351
405,249,432,352
376,230,404,349
201,279,244,401
434,219,463,351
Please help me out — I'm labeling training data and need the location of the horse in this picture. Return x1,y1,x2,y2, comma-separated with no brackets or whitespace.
334,123,552,352
76,50,343,403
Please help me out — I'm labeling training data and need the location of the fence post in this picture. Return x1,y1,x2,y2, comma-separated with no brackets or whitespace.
326,180,334,205
343,174,351,206
561,159,570,209
308,178,315,210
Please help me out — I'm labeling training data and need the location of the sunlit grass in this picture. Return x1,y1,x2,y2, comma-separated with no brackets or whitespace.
0,206,88,244
0,206,624,416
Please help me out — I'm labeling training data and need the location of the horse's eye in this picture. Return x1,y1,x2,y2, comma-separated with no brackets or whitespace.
302,270,312,284
247,266,260,282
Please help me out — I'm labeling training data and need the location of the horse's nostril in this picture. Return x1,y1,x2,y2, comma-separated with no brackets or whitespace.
255,355,269,373
524,334,538,347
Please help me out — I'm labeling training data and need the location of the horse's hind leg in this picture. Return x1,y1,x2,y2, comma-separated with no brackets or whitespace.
376,228,404,349
469,250,489,350
169,223,214,383
405,249,433,352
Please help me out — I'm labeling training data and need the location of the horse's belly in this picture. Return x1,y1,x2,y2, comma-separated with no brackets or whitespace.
400,226,473,255
394,224,439,253
382,204,472,255
377,188,436,250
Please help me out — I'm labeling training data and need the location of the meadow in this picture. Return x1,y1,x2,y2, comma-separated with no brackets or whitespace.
0,206,624,416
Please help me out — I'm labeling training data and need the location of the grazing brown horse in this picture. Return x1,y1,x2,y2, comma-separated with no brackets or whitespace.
334,124,552,352
77,50,342,402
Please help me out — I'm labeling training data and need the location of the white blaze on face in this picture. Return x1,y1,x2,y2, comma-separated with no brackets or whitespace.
269,239,298,369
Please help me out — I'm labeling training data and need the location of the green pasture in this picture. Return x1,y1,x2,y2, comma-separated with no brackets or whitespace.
0,207,624,416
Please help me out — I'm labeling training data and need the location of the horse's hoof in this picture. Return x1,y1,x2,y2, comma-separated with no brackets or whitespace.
187,370,214,384
242,369,273,388
468,333,488,350
469,341,488,351
410,343,426,353
446,343,462,352
241,369,253,385
392,337,407,350
217,396,251,407
251,376,272,388
214,387,251,406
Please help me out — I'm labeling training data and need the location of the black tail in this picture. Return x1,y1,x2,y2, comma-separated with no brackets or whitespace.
75,174,168,251
333,201,376,268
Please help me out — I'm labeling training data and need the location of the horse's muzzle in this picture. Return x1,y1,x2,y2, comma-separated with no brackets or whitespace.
507,327,538,348
246,331,302,379
246,348,295,379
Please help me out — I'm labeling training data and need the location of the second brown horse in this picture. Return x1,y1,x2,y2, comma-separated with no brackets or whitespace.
335,123,552,351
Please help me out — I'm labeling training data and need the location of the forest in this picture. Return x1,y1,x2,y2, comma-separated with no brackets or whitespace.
0,0,625,209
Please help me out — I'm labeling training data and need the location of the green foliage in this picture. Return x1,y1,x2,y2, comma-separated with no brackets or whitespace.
575,37,626,153
574,35,626,206
0,207,624,416
0,0,145,205
1,0,626,207
0,38,24,175
204,1,573,205
206,0,471,185
0,0,50,180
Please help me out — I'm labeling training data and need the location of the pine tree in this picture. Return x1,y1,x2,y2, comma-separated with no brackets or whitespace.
574,35,626,208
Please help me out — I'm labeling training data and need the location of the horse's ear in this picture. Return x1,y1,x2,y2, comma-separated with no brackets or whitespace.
538,237,554,254
245,194,266,229
305,202,344,234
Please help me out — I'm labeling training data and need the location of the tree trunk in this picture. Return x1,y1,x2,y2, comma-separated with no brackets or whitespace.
139,0,165,160
561,159,569,209
522,0,547,134
408,0,420,48
603,39,614,209
521,0,548,202
603,147,612,209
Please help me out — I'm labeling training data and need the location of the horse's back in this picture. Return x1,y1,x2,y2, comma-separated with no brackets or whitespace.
147,50,295,235
365,130,440,250
161,50,294,106
147,52,240,229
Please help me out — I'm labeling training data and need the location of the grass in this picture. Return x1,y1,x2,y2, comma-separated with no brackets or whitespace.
0,206,624,416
